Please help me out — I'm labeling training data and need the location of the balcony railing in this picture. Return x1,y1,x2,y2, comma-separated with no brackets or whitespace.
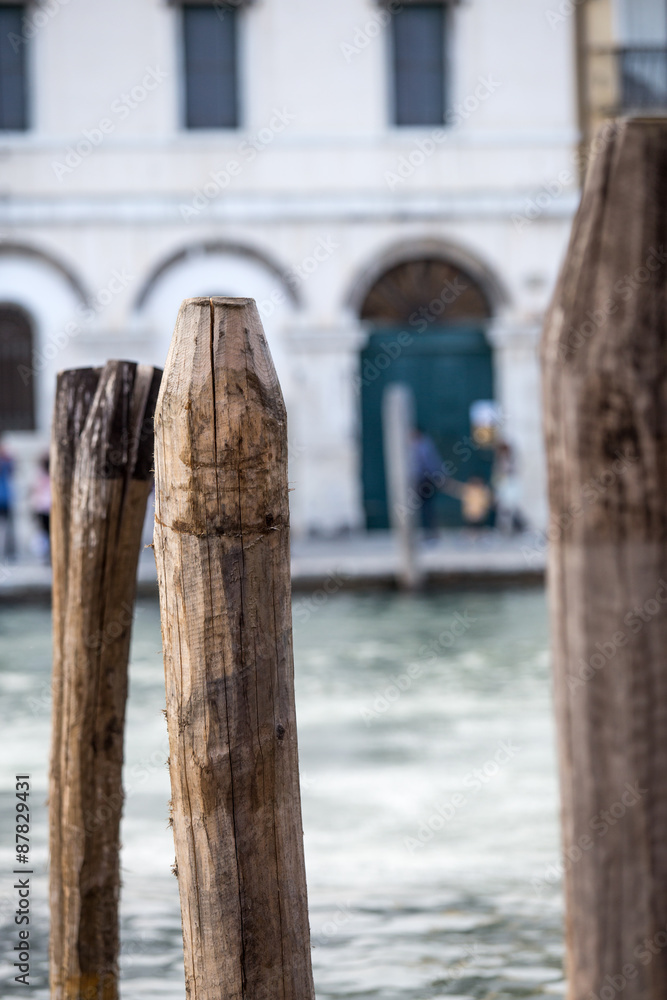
584,46,667,127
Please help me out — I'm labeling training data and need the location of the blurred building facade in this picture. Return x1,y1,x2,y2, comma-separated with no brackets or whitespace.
0,0,586,549
577,0,667,151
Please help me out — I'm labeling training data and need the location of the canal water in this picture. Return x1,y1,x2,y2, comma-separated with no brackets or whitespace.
0,588,564,999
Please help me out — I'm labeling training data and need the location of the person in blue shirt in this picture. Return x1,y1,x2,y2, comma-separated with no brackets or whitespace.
0,443,16,561
410,428,444,537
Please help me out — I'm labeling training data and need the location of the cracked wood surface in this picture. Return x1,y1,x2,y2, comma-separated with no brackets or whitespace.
154,298,314,1000
49,361,161,1000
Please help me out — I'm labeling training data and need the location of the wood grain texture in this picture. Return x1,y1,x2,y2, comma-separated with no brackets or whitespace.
49,368,101,995
154,298,315,1000
50,361,161,1000
542,119,667,999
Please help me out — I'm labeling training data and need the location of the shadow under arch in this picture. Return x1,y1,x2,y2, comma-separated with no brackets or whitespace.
133,240,302,313
346,237,511,320
0,301,36,431
0,241,90,306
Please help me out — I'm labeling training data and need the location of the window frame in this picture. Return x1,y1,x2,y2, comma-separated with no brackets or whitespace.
389,2,450,129
0,3,29,132
180,2,243,131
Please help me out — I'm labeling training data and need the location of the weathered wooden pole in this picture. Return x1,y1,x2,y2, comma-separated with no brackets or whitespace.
382,382,421,589
543,118,667,1000
49,367,101,996
50,360,161,1000
154,298,315,1000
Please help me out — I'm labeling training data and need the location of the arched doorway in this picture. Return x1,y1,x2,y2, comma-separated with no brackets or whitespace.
359,258,495,529
0,305,35,431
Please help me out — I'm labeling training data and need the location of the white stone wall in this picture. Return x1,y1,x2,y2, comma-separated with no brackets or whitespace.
0,0,581,541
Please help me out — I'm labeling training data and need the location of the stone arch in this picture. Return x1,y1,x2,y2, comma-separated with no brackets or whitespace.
0,250,90,431
133,241,300,400
0,241,90,306
133,239,301,313
347,238,510,322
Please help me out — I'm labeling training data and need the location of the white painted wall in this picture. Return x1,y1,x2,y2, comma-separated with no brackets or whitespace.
0,0,581,542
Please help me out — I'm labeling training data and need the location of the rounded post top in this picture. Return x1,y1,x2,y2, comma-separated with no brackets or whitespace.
154,295,287,538
179,296,257,308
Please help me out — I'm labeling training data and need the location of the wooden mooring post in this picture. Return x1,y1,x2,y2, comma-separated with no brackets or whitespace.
49,360,161,1000
382,382,421,589
543,119,667,999
153,298,315,1000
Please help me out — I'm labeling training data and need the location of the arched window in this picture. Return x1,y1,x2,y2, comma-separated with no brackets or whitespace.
0,306,35,431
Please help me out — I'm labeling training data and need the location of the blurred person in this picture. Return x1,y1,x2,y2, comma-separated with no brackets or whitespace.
493,441,526,533
0,442,16,561
410,427,444,538
30,455,51,561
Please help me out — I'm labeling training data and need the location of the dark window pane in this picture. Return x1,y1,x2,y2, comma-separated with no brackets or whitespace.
621,48,667,109
393,5,445,126
184,6,238,129
0,306,35,431
0,6,27,131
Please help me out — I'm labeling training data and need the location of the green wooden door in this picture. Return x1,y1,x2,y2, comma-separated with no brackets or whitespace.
360,326,494,529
